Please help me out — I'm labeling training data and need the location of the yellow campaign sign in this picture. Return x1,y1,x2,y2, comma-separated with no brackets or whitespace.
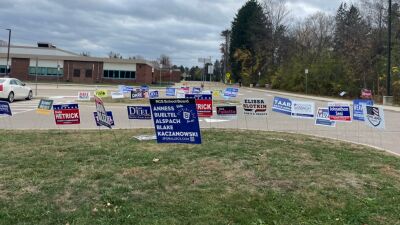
95,89,108,98
36,99,54,115
212,90,221,98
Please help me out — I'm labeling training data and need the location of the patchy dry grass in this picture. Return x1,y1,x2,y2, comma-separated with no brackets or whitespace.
0,129,400,225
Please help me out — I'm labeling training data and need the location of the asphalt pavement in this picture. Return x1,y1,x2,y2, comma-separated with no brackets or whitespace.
1,81,399,156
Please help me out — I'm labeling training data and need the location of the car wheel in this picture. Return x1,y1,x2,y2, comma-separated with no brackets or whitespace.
26,91,33,100
8,92,14,103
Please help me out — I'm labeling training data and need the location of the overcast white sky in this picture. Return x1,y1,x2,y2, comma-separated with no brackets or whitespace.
0,0,353,67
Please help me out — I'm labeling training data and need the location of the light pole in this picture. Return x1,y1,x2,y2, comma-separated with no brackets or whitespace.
159,63,162,86
305,69,309,94
385,0,393,104
5,28,11,78
169,69,172,84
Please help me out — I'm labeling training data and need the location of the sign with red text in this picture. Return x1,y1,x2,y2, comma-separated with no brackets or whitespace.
185,94,213,117
53,104,80,125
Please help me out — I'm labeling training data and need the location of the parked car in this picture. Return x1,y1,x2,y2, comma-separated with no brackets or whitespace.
0,78,33,103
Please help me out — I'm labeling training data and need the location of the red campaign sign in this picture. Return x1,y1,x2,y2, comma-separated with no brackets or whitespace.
53,104,80,125
185,94,213,118
196,99,213,117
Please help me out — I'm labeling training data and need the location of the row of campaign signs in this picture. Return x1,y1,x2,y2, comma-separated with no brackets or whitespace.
0,90,385,145
272,97,385,129
82,85,240,101
0,86,240,145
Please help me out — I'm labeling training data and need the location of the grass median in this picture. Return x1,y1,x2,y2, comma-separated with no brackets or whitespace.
0,129,399,224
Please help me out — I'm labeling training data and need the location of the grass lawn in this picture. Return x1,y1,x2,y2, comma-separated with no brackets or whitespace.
0,130,400,225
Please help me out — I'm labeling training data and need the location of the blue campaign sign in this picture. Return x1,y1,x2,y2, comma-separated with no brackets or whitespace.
93,111,115,127
224,87,239,98
166,88,176,97
127,106,152,120
150,98,202,144
272,97,292,115
328,103,352,122
140,85,149,91
0,101,12,116
192,87,201,94
353,99,374,121
118,85,134,94
149,90,159,99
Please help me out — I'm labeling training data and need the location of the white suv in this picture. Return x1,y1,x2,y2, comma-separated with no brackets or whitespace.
0,78,33,103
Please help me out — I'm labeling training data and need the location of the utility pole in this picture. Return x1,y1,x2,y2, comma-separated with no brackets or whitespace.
387,0,392,97
5,29,11,77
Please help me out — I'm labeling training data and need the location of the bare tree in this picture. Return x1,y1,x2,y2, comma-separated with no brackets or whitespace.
292,12,335,60
80,51,91,57
159,54,171,68
108,51,122,59
263,0,290,32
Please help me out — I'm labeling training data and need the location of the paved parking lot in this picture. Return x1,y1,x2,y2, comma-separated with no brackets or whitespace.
1,82,399,156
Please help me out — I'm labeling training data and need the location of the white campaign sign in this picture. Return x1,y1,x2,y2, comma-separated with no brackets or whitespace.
243,98,267,116
77,91,91,101
291,101,315,119
111,92,125,99
364,105,385,129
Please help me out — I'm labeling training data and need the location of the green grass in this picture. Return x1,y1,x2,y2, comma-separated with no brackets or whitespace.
0,130,400,225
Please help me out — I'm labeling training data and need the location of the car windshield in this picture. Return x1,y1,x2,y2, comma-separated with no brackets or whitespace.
0,79,5,83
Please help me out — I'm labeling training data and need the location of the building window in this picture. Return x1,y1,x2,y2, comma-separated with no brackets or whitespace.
103,70,135,79
28,67,63,76
0,65,10,74
73,69,80,77
85,69,92,78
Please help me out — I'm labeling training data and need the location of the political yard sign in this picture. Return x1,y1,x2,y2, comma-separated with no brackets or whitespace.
216,106,237,117
0,101,12,116
185,94,213,118
111,92,124,99
150,99,202,144
365,106,385,129
291,101,315,119
176,90,186,98
212,90,222,98
353,99,374,121
131,89,145,99
181,87,190,94
243,98,267,116
149,90,159,99
118,85,135,94
36,99,54,115
78,91,91,101
94,111,115,127
192,87,202,94
328,103,352,122
166,88,176,97
127,106,152,120
224,87,239,98
315,108,336,127
53,104,80,125
94,96,112,129
95,89,108,98
272,97,292,116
